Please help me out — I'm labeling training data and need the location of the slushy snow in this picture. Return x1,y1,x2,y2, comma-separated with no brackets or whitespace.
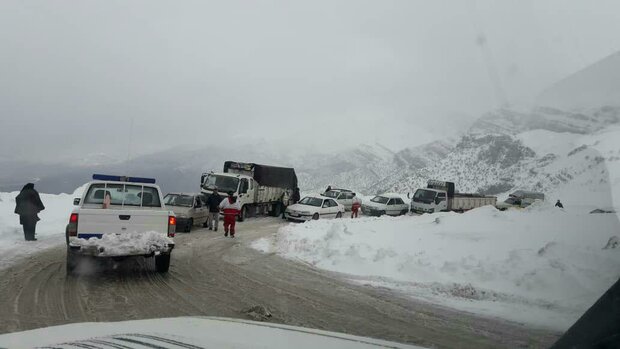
253,204,620,330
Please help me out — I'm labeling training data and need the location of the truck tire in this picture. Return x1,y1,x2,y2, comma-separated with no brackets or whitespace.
312,213,319,220
238,205,247,222
155,253,171,273
185,218,193,233
273,203,282,217
66,248,79,275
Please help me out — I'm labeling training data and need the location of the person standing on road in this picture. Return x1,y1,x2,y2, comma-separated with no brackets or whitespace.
351,194,362,218
14,183,45,241
555,199,564,209
205,188,222,231
281,189,290,220
291,187,301,205
219,191,241,237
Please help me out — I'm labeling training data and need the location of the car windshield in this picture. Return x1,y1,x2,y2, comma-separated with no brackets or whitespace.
298,197,323,207
414,189,437,200
164,194,193,207
370,196,389,204
203,174,239,194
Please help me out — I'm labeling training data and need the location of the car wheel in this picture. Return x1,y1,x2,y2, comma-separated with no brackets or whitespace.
336,212,342,218
400,209,408,216
312,213,319,220
155,253,171,273
186,218,193,233
380,210,386,216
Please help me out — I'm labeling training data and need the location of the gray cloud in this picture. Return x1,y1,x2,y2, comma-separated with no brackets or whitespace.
1,0,619,162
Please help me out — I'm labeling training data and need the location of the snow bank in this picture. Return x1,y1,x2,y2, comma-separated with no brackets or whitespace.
0,186,85,269
254,205,620,330
74,231,173,257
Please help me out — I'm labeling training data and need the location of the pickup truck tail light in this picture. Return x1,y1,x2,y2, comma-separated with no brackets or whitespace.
67,213,79,237
168,216,176,237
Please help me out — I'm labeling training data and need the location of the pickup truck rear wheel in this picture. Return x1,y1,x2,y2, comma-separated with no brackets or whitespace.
155,253,171,273
66,248,79,275
185,218,193,233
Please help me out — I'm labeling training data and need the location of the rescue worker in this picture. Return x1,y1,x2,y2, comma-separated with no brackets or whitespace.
219,191,241,237
291,187,301,205
205,188,222,231
351,194,362,218
281,189,290,220
555,199,564,209
14,183,45,241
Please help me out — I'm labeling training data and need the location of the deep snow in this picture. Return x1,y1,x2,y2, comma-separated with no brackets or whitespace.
253,204,620,330
0,186,83,269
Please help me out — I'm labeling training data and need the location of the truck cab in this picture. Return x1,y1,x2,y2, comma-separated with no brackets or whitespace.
66,174,176,274
410,188,448,213
201,172,256,219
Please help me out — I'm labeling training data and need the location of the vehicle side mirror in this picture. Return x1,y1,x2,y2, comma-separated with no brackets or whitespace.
73,198,81,205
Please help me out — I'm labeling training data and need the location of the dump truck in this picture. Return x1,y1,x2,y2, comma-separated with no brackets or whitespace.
410,180,497,214
201,161,297,221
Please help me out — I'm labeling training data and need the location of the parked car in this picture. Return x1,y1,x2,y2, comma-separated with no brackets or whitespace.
361,193,409,216
496,190,545,211
66,174,175,274
285,195,346,221
164,193,208,232
321,189,357,210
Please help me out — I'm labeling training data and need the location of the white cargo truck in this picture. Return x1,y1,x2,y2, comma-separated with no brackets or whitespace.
410,180,497,214
201,161,298,221
66,174,176,275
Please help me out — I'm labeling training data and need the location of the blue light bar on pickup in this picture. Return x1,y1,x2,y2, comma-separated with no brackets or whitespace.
92,174,156,184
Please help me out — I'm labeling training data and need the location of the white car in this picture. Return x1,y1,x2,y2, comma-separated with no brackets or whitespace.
285,195,346,221
163,192,209,232
361,193,409,217
321,189,357,210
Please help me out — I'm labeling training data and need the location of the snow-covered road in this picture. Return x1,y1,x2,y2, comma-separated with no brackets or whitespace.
0,218,559,349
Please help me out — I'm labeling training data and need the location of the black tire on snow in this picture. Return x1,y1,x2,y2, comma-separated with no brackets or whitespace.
312,213,319,220
273,203,282,217
238,206,247,222
155,253,171,273
336,212,342,218
186,219,193,233
66,249,79,275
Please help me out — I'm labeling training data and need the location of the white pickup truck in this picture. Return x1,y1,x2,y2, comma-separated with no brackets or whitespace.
410,180,497,214
66,175,176,275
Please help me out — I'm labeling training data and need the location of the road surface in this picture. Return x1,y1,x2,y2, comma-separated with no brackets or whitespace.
0,217,560,348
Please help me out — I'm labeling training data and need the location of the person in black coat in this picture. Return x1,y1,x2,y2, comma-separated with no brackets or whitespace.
291,187,301,205
204,188,222,231
14,183,45,241
555,199,564,209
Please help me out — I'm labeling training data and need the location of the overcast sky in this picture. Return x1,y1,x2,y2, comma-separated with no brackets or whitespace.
1,0,620,163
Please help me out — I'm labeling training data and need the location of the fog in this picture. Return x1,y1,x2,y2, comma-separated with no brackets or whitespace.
1,0,620,163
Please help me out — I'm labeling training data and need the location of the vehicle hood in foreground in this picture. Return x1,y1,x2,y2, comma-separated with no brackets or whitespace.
0,317,424,349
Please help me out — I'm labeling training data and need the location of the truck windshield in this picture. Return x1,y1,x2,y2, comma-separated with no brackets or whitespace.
414,189,437,201
164,194,193,207
203,174,239,194
299,197,323,207
370,196,389,204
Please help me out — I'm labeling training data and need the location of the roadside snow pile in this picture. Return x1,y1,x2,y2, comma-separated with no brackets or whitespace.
75,231,174,257
255,205,620,330
0,186,85,269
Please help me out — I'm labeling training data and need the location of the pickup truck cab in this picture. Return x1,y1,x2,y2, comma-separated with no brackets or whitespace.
163,193,208,232
410,180,497,214
66,175,176,274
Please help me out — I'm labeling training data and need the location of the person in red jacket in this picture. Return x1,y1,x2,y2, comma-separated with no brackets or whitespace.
219,191,241,237
351,194,362,218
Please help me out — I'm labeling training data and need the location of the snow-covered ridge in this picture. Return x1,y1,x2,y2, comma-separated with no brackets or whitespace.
253,205,620,330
